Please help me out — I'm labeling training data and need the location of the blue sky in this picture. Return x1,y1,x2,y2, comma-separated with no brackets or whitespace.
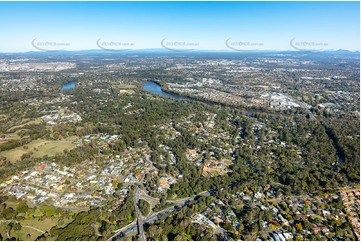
0,1,359,52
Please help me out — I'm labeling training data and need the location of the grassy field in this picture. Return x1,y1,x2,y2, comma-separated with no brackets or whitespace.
11,226,43,241
0,217,60,240
32,141,75,158
111,83,137,89
253,85,271,90
119,89,135,94
0,137,77,163
21,217,58,232
6,118,42,132
1,133,22,141
0,114,8,124
0,222,41,241
112,83,137,94
0,139,47,162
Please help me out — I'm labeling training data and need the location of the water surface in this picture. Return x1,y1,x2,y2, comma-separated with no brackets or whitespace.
62,82,76,91
143,81,183,100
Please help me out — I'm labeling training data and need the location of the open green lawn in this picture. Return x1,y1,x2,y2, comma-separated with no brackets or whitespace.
0,217,59,240
0,223,41,241
32,140,75,158
0,139,48,163
22,217,58,232
0,137,77,163
12,226,43,241
0,223,8,240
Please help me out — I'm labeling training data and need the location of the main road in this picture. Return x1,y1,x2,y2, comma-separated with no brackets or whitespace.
108,189,212,241
134,187,147,241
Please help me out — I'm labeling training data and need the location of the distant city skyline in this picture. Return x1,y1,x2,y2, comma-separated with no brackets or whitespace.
0,1,359,52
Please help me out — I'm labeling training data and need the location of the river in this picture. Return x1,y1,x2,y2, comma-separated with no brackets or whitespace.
62,82,76,91
143,81,231,111
143,81,184,100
